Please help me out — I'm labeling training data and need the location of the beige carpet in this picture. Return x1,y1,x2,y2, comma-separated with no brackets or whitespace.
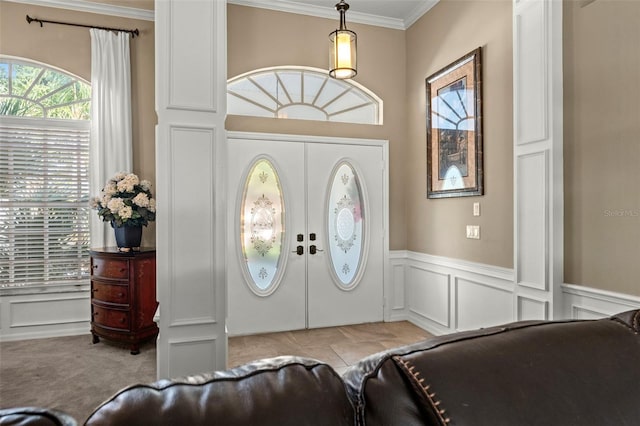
0,335,156,422
1,321,431,422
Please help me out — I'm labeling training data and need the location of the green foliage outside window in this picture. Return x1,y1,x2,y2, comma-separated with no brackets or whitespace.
0,60,90,120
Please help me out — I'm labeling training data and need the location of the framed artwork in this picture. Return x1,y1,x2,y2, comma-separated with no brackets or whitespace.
426,47,483,199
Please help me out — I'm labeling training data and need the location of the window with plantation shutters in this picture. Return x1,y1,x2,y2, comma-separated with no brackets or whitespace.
0,58,91,289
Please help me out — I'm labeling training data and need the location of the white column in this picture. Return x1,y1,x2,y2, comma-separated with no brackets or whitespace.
155,0,228,378
512,0,563,320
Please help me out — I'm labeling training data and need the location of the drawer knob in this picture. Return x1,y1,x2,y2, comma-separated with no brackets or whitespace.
93,265,98,269
118,292,124,297
120,318,126,323
93,312,99,316
120,268,126,273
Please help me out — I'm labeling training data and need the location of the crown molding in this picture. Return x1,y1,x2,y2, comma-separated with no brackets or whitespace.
5,0,438,29
228,0,437,30
2,0,154,21
404,0,439,29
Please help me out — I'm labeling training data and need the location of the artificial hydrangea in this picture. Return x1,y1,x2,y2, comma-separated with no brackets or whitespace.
90,172,156,227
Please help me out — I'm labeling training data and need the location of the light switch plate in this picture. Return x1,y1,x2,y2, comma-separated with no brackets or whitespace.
473,202,480,216
466,225,480,239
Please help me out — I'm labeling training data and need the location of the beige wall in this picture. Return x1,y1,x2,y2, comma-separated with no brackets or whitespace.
563,0,640,296
405,0,513,268
0,1,156,246
226,4,409,250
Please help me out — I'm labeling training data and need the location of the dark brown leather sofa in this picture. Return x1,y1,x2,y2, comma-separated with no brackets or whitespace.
1,310,638,426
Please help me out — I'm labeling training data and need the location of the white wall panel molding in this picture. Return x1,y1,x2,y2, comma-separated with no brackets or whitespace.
407,266,451,329
390,251,515,336
455,277,514,331
167,1,217,112
562,283,640,319
0,292,90,341
156,0,227,379
516,150,548,290
513,0,563,320
388,251,408,321
168,336,218,378
167,126,217,327
514,0,548,145
407,251,514,283
516,294,549,321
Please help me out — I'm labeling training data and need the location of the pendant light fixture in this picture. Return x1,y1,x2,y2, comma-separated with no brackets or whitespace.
329,0,357,79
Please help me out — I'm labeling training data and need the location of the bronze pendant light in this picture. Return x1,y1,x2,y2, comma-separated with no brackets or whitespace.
329,0,357,79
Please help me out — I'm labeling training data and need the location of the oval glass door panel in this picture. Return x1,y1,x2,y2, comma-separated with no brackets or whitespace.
240,159,285,294
327,162,364,287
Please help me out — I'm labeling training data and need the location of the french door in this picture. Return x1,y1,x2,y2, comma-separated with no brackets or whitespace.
227,135,385,335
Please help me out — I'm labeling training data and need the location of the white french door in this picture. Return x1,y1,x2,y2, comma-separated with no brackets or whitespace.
227,134,386,335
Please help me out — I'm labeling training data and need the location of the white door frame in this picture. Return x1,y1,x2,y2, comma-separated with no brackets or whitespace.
226,131,391,322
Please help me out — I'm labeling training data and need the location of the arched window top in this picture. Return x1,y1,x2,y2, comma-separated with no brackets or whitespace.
0,57,91,120
228,66,383,125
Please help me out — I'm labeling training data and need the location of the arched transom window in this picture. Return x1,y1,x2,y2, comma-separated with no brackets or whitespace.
227,66,383,125
0,58,90,119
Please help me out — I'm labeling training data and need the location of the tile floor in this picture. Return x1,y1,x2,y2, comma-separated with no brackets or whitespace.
228,321,432,375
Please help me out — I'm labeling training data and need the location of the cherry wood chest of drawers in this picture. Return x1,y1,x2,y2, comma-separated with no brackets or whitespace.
90,248,158,354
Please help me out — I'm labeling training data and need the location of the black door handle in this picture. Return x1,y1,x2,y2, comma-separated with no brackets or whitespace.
310,245,324,255
292,245,304,255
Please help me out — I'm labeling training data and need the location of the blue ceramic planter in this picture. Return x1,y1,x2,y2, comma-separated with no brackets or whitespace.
112,223,143,251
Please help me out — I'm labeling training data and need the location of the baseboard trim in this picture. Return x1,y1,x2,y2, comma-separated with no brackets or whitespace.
0,323,90,342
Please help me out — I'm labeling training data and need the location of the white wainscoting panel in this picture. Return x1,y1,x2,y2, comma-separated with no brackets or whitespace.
407,266,450,329
562,283,640,319
168,337,218,378
455,278,514,331
0,290,90,341
516,151,548,290
396,251,515,335
388,253,639,336
388,252,407,321
517,294,549,321
168,126,217,326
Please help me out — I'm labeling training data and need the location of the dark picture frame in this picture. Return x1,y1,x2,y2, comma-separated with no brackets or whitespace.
426,47,483,199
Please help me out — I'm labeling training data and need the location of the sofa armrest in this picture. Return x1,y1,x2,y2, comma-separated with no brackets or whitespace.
345,310,640,426
0,407,77,426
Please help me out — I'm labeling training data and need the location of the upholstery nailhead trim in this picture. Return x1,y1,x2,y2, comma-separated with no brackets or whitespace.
392,356,450,425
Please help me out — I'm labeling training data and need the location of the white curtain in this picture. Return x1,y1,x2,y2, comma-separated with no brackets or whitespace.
89,29,133,248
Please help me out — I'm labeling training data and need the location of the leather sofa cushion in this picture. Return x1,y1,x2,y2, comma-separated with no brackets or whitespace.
345,310,640,426
0,407,77,426
85,356,354,426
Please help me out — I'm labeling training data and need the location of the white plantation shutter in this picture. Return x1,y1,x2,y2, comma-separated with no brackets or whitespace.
0,116,91,288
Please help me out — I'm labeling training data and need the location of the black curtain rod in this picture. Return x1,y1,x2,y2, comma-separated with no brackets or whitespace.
26,15,139,38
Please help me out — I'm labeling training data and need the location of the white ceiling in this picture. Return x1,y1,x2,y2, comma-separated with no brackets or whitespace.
228,0,440,30
8,0,438,29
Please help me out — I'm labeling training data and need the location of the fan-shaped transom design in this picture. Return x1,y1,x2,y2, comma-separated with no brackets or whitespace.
0,57,90,120
228,66,382,125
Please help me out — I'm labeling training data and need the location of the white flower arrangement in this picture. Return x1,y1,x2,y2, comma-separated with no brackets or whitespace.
90,172,156,227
